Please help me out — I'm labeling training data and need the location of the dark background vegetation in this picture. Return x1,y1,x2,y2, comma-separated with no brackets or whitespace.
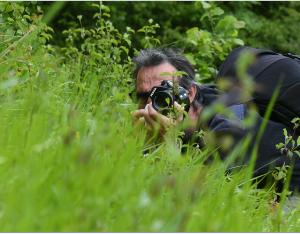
39,1,300,54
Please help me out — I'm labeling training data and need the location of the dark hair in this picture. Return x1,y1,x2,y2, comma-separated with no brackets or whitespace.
133,48,195,88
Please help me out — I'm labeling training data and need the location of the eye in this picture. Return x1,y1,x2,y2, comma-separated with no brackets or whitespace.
130,91,151,108
136,92,151,101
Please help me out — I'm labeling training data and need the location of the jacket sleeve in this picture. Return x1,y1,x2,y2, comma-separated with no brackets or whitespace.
206,111,249,162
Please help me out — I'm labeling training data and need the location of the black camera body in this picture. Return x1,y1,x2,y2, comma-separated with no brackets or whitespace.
149,80,190,115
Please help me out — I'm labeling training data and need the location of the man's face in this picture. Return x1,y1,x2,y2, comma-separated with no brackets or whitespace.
136,62,177,109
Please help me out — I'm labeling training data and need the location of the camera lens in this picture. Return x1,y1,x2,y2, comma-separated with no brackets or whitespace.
152,91,173,112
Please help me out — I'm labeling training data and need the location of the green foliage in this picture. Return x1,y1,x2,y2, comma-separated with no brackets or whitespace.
276,118,300,158
56,2,135,110
220,2,300,54
185,2,245,82
137,18,160,49
1,1,300,232
37,2,300,55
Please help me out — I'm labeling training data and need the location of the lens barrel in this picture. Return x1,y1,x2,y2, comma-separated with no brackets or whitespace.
152,91,173,115
149,80,190,116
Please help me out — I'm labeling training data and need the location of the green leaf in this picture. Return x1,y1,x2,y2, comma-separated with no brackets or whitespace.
186,27,201,45
100,4,110,12
7,17,14,23
91,3,100,9
103,13,110,18
234,20,246,29
278,171,285,180
283,128,288,137
123,36,131,47
93,13,100,19
23,15,31,21
213,41,223,53
173,71,188,78
215,15,236,35
45,26,54,33
210,7,224,17
201,2,211,9
291,117,300,123
276,143,284,149
233,38,244,46
160,71,173,77
185,53,196,65
126,27,135,33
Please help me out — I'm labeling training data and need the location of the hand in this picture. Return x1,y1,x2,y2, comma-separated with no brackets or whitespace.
132,102,184,137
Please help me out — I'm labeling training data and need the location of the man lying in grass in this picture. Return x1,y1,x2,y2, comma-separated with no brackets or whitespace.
132,47,300,194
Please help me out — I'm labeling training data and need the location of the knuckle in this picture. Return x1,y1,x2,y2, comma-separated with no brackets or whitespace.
149,111,156,118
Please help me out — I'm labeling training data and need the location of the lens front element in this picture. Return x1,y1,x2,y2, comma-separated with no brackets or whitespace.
152,91,173,114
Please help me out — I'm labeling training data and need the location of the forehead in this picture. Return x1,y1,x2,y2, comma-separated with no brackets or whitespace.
136,62,177,91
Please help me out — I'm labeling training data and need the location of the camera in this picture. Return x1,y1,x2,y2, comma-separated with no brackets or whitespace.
149,80,190,115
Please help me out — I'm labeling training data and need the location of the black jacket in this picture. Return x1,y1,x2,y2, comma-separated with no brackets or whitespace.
192,46,300,192
206,103,300,192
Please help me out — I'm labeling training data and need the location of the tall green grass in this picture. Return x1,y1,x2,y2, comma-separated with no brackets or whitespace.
1,89,299,231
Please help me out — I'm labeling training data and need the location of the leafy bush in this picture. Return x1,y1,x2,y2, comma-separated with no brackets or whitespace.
184,2,245,82
219,1,300,54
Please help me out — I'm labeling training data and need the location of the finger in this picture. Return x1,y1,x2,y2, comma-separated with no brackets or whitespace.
137,117,145,125
147,103,176,128
147,103,159,121
147,104,170,124
132,109,147,122
132,109,145,118
144,104,157,127
132,106,157,128
132,109,156,128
